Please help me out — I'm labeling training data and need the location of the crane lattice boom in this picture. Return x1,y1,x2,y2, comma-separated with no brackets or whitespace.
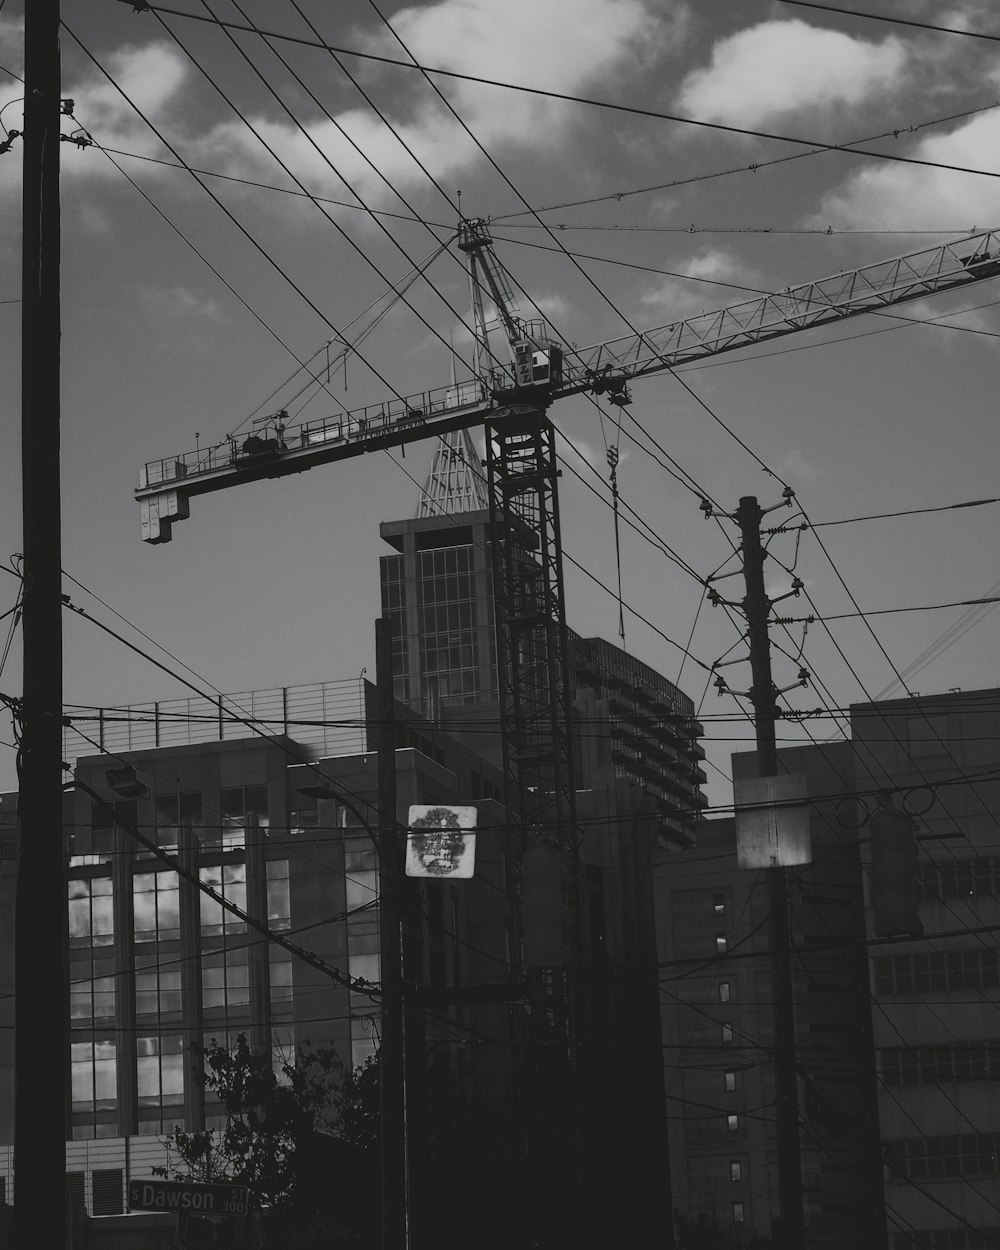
136,227,1000,543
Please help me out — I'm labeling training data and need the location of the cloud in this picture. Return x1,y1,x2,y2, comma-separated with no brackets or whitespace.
194,0,663,208
676,19,907,128
64,43,189,165
814,111,1000,229
773,448,820,484
134,283,224,323
641,248,761,322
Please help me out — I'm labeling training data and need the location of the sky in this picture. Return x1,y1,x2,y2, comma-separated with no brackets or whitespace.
2,0,1000,811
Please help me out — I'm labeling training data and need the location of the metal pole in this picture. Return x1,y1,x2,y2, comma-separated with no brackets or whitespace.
737,496,804,1250
375,616,407,1249
16,3,64,1246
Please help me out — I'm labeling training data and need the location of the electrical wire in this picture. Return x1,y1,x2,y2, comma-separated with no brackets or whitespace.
116,5,1000,185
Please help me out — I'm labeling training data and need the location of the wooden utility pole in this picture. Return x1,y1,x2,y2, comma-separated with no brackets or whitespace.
375,616,407,1249
16,3,65,1247
736,496,804,1250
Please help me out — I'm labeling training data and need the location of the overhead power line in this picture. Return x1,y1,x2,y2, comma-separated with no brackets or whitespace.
114,4,1000,183
772,0,1000,44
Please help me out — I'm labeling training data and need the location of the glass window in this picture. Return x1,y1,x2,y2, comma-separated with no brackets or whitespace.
713,893,725,916
135,955,182,1018
153,794,181,852
721,1023,734,1044
70,958,115,1022
200,863,247,936
727,1114,740,1133
133,871,180,943
730,1161,742,1182
269,948,293,1018
719,981,731,1003
136,1035,185,1108
725,1071,737,1092
202,948,250,1011
266,860,291,931
715,934,727,955
68,876,114,948
732,1202,744,1223
71,1040,117,1112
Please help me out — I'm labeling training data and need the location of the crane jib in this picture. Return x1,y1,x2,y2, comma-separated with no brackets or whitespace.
135,227,1000,544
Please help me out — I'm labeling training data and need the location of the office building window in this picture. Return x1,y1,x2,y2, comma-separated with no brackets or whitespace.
269,947,293,1019
90,799,136,860
70,957,115,1023
416,545,484,704
136,954,182,1019
137,1035,184,1112
200,863,247,936
890,1229,1000,1250
875,948,999,995
724,1071,737,1092
919,857,1000,902
730,1161,742,1182
715,934,728,954
266,860,291,930
200,785,268,850
71,1040,117,1113
203,947,250,1012
133,870,180,943
68,875,114,948
153,793,182,852
880,1042,1000,1086
719,981,731,1003
727,1114,740,1134
272,1026,295,1082
732,1202,744,1223
721,1023,734,1044
713,893,726,915
894,1132,1000,1180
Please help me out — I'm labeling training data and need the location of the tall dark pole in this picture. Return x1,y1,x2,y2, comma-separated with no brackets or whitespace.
16,3,65,1247
375,616,407,1249
737,496,804,1250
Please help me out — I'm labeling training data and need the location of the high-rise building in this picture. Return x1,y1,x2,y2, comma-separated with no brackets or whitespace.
378,428,707,845
658,738,885,1249
851,688,1000,1250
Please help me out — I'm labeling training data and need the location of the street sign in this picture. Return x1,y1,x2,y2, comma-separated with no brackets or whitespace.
405,804,477,878
127,1179,250,1216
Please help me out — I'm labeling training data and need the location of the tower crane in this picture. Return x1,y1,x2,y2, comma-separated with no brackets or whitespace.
134,219,1000,857
134,220,1000,1228
135,213,1000,922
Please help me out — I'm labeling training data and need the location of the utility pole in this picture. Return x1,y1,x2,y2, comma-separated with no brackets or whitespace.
375,616,407,1250
16,4,65,1249
736,495,804,1250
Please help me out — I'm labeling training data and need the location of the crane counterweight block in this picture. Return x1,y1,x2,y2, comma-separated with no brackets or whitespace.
139,489,189,545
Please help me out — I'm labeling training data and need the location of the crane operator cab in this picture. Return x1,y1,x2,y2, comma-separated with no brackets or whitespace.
511,337,563,393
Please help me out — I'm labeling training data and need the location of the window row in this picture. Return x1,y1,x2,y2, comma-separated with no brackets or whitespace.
892,1133,1000,1180
72,1027,296,1120
918,857,1000,902
69,859,291,946
71,946,292,1022
873,948,999,996
880,1042,1000,1086
891,1229,1000,1250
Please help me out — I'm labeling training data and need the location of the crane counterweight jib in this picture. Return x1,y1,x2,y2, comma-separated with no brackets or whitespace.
135,227,1000,543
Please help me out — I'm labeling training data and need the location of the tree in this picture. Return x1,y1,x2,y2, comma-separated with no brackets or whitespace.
158,1034,378,1248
